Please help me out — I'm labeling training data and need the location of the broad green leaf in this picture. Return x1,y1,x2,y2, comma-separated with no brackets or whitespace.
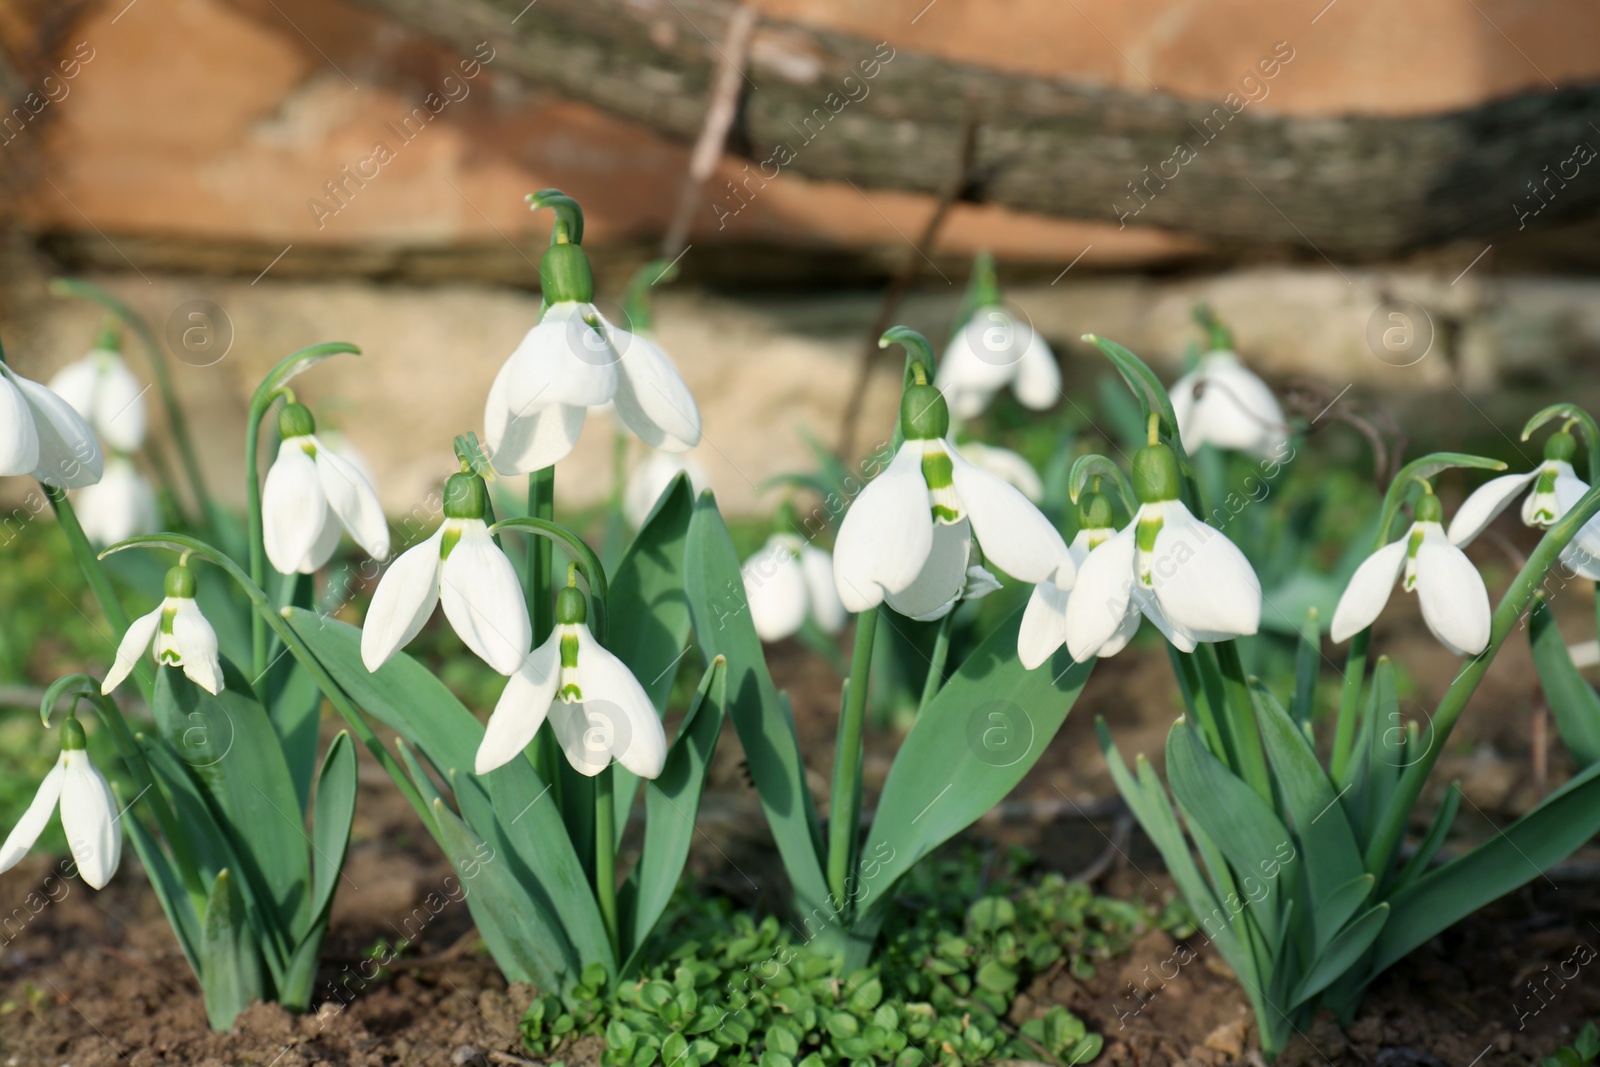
200,869,264,1031
1390,782,1460,892
1373,756,1600,975
1530,596,1600,766
307,732,357,931
619,657,728,971
684,493,829,919
1250,681,1367,951
266,571,324,811
856,610,1092,933
119,795,201,974
1340,657,1399,843
1288,903,1389,1008
1292,609,1321,729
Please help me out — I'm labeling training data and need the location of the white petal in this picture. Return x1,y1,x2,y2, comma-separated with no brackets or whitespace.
1552,474,1600,566
75,458,158,546
171,599,224,694
0,761,65,874
506,307,618,410
743,539,809,642
948,445,1069,584
1447,470,1539,546
0,374,39,476
262,439,327,576
884,519,971,621
103,606,162,694
13,373,102,488
60,752,121,889
475,635,563,774
575,626,667,779
300,508,344,574
938,310,1024,394
361,528,444,671
608,325,701,452
1147,501,1261,639
548,700,613,778
1329,537,1409,643
832,443,933,612
1414,528,1491,656
1018,578,1071,670
1169,369,1202,455
1064,525,1139,662
46,359,98,420
1134,587,1198,652
91,356,147,453
1011,326,1060,410
1191,355,1285,457
956,442,1044,502
315,443,390,560
439,523,531,675
800,546,847,634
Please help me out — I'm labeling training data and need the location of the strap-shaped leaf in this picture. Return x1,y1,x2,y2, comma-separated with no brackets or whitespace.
856,611,1092,934
1372,756,1600,976
119,792,201,974
619,656,728,972
1530,596,1600,767
684,493,830,919
1288,903,1389,1009
1291,610,1321,729
266,571,324,812
1250,681,1368,952
307,732,357,931
1389,782,1460,892
200,869,264,1031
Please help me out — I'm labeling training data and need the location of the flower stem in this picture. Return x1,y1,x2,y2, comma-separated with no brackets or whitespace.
828,607,878,915
1329,629,1369,784
594,766,620,960
527,468,564,796
1214,640,1271,804
246,395,271,677
916,609,956,717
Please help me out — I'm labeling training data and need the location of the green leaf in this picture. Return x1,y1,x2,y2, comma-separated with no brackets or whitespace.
853,611,1091,957
684,493,830,921
1389,782,1460,892
307,732,357,931
1292,609,1321,729
119,796,201,974
1373,755,1600,975
1373,452,1506,548
199,869,264,1030
619,657,728,971
1082,334,1181,441
1530,596,1600,767
1288,903,1389,1008
975,960,1017,993
266,631,325,813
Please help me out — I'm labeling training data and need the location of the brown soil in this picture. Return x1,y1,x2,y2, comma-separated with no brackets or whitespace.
3,596,1598,1066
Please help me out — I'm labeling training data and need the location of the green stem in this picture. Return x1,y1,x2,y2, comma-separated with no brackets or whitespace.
1363,481,1600,875
828,608,878,914
1330,630,1370,784
1214,640,1271,804
595,766,619,959
45,486,153,703
916,610,956,716
246,393,273,677
526,469,563,797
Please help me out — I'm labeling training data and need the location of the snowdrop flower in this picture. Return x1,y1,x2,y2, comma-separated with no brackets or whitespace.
261,403,389,575
833,369,1068,621
484,233,699,476
0,363,103,488
935,306,1059,420
623,449,709,529
75,455,159,546
1331,486,1490,656
1019,489,1122,669
957,442,1044,502
1064,424,1261,661
476,579,666,778
49,342,146,452
742,534,847,642
1169,350,1287,459
0,718,121,889
104,563,224,695
1447,428,1600,579
361,472,530,675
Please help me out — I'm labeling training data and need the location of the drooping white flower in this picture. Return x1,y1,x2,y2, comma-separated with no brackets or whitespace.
833,377,1068,621
1063,437,1260,661
935,305,1059,420
49,346,146,453
0,719,121,889
623,449,710,529
957,442,1045,502
75,455,159,546
1018,492,1124,669
261,403,389,575
1331,488,1490,656
742,534,847,642
1446,430,1600,579
485,301,701,476
1169,350,1287,459
0,363,103,488
361,472,530,675
104,563,225,695
476,583,666,778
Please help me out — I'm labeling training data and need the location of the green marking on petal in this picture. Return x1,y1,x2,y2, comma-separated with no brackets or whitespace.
921,449,954,490
560,683,583,702
160,605,177,635
931,504,961,523
560,632,580,670
440,524,462,560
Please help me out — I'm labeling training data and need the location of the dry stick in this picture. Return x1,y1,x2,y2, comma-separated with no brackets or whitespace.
836,118,979,460
659,3,759,263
